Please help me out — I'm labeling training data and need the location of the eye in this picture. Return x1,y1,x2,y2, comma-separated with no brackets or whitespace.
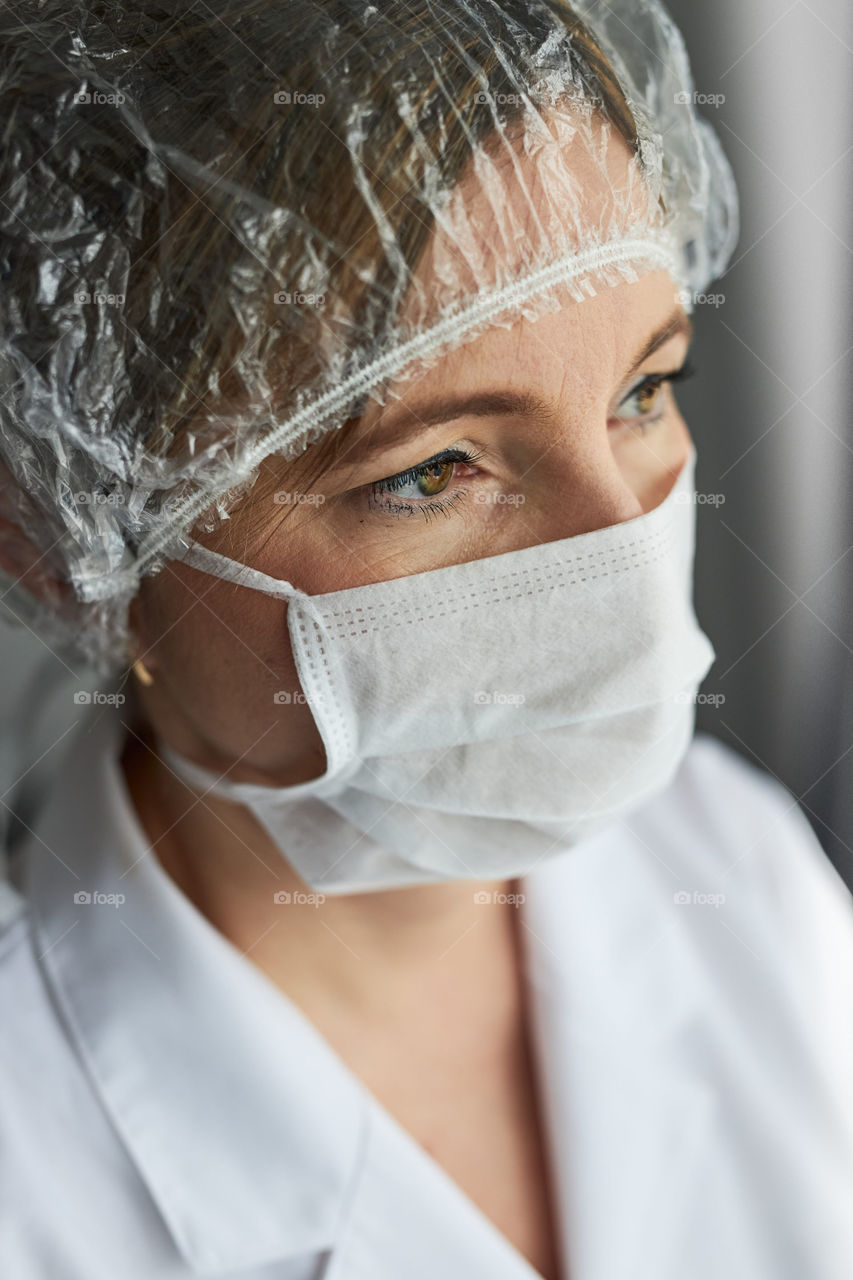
367,444,486,519
377,454,458,501
616,376,665,419
612,359,697,425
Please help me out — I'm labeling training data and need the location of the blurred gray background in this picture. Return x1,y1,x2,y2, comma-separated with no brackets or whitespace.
666,0,853,887
1,0,851,885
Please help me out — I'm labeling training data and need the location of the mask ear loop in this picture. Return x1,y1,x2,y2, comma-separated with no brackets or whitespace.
169,541,355,781
177,542,327,631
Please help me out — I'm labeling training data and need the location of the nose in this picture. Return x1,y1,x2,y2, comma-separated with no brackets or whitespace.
522,448,645,545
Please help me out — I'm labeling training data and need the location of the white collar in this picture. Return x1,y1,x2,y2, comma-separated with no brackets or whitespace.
25,695,367,1273
22,693,751,1278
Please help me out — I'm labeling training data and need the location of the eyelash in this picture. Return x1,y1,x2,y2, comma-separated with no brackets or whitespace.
368,446,487,521
368,360,698,521
614,359,697,430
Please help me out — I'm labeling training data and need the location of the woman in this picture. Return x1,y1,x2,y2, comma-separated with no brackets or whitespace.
0,2,851,1277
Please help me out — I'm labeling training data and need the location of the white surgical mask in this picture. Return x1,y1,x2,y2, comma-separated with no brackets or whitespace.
159,446,715,894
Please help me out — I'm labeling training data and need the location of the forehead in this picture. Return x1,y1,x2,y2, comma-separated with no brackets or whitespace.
273,107,674,479
368,268,683,435
399,106,655,331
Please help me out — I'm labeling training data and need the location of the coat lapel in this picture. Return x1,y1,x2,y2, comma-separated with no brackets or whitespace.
323,1095,546,1280
518,832,718,1280
323,824,719,1280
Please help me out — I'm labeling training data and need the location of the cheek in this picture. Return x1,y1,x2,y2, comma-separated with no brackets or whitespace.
135,568,327,778
262,506,432,594
610,413,691,512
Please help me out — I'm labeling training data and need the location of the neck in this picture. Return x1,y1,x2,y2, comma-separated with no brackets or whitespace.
119,725,527,1037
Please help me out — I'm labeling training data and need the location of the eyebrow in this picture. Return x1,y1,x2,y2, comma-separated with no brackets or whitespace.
338,307,693,470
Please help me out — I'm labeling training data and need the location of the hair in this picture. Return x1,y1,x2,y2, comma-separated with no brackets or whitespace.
6,1,641,569
210,0,641,554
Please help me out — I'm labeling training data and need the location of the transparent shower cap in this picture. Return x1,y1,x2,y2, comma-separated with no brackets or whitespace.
0,0,738,676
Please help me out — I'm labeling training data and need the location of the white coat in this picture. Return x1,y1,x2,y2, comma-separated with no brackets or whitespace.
1,692,853,1279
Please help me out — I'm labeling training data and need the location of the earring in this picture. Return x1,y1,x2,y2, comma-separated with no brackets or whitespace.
131,655,155,686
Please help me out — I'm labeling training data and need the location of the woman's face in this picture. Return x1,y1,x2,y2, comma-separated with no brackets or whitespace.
130,113,692,785
130,266,694,786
